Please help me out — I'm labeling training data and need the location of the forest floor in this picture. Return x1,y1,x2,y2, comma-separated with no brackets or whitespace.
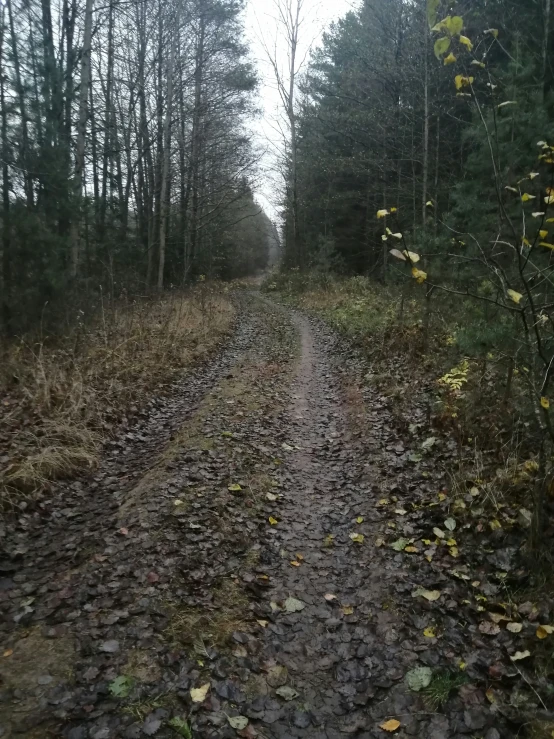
1,288,553,739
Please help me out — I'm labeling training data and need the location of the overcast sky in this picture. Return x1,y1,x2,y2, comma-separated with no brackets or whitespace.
243,0,356,221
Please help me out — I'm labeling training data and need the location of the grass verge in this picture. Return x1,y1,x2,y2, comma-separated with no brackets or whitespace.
0,285,235,508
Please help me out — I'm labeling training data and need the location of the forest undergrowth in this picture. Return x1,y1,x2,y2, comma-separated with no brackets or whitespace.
0,284,235,508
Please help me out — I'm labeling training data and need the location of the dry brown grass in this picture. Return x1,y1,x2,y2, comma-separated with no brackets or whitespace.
0,286,235,508
165,578,250,650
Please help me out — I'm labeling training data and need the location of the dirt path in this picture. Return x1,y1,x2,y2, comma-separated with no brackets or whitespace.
0,293,508,739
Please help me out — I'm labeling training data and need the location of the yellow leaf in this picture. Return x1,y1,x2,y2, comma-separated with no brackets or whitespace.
375,538,386,547
380,719,401,733
413,588,441,601
455,75,473,90
444,52,457,65
3,649,13,658
490,519,502,531
438,492,447,501
449,546,459,557
356,516,364,524
537,625,554,639
443,15,463,35
290,560,301,567
459,661,467,670
190,683,210,703
403,250,420,263
269,516,278,525
434,36,451,59
521,193,536,202
511,650,531,661
540,242,554,249
390,207,397,213
350,533,364,544
486,28,499,38
405,546,419,553
342,605,354,615
296,553,304,561
257,619,268,627
541,397,550,409
507,289,523,304
423,627,436,638
529,172,540,179
382,235,388,242
377,209,389,218
545,194,554,205
426,200,434,207
471,59,485,68
412,267,428,284
540,230,549,238
378,498,389,506
522,237,531,247
507,622,523,633
459,35,473,50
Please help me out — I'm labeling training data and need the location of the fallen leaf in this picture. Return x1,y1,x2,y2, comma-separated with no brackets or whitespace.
342,606,354,616
275,686,299,701
444,517,456,531
290,560,301,567
266,492,278,501
537,624,554,639
228,716,249,731
380,719,401,732
190,683,210,703
268,517,278,525
412,587,441,601
507,622,523,633
423,627,436,638
433,527,445,539
405,546,419,553
324,593,337,602
356,516,364,524
2,649,13,658
284,597,305,613
391,538,409,551
228,483,242,492
406,666,433,691
257,620,268,628
109,675,134,698
118,527,129,536
350,533,364,544
375,538,386,547
479,621,501,635
510,650,531,661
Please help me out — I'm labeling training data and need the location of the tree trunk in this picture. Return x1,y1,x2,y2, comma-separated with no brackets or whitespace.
7,0,34,208
157,2,179,290
68,0,94,278
0,7,12,333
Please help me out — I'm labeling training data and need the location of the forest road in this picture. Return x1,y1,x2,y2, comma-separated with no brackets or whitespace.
0,291,500,739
